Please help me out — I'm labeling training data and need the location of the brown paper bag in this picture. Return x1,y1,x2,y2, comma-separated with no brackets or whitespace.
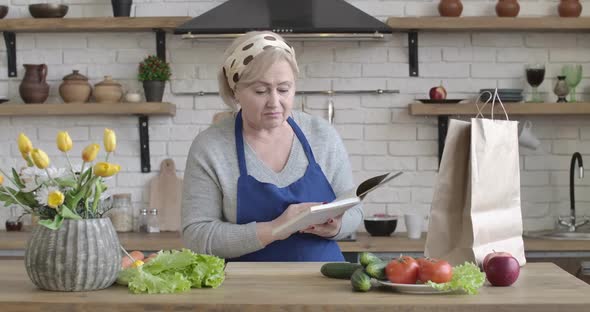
425,91,526,267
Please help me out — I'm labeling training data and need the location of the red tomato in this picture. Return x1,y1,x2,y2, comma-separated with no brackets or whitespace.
385,255,420,284
418,258,453,283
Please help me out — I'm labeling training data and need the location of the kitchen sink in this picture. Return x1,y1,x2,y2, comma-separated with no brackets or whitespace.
524,230,590,240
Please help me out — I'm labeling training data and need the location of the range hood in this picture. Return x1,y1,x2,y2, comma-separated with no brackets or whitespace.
174,0,392,40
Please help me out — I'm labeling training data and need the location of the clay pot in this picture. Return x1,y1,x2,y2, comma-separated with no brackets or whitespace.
93,75,123,103
496,0,520,17
438,0,463,17
19,64,49,104
59,70,92,103
558,0,582,17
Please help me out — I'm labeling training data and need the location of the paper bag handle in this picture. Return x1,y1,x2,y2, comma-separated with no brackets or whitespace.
474,88,509,121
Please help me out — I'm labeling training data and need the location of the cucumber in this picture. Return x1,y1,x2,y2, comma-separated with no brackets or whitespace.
320,262,363,279
365,261,387,280
350,268,372,292
359,252,381,267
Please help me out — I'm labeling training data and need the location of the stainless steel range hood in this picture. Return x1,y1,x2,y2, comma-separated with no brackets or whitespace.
174,0,393,40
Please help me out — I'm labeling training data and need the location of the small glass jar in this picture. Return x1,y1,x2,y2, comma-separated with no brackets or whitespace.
138,208,149,233
109,193,133,232
147,209,160,233
554,75,569,103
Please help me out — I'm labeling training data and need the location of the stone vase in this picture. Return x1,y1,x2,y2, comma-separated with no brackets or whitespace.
558,0,582,17
143,80,165,102
438,0,463,17
496,0,520,17
24,218,121,292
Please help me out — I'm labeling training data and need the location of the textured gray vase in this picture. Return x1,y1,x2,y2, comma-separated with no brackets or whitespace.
25,218,121,291
143,80,165,102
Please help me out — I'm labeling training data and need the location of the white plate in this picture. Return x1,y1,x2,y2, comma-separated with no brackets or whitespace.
376,280,453,294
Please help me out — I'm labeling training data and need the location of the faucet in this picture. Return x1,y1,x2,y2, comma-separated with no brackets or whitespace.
560,152,589,232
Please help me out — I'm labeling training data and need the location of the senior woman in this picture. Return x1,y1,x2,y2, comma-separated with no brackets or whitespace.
182,31,362,262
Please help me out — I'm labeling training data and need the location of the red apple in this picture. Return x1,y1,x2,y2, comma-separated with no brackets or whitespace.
429,85,447,100
482,251,513,272
484,255,520,287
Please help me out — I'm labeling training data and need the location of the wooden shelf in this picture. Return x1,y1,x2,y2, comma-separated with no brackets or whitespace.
409,102,590,116
0,16,190,32
387,16,590,32
0,102,176,117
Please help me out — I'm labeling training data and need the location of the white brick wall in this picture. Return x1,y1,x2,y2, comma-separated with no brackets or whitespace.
1,0,589,232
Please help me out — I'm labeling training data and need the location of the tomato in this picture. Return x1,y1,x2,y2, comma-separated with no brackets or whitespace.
418,258,453,283
385,255,419,284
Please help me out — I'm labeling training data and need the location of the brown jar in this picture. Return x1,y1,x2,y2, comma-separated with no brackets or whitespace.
558,0,582,17
438,0,463,17
496,0,520,17
93,75,123,103
59,70,92,103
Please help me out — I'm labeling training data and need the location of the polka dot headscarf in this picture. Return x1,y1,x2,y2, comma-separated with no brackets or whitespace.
223,33,296,91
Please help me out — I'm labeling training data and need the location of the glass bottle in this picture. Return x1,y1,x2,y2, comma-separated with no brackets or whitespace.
5,205,23,232
147,209,160,233
109,193,133,232
138,208,149,233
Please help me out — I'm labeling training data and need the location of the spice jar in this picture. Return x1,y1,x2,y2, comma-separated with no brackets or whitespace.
147,209,160,233
138,208,149,233
108,193,133,232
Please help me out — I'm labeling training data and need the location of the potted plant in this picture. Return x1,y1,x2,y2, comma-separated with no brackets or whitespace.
138,55,171,102
0,129,122,291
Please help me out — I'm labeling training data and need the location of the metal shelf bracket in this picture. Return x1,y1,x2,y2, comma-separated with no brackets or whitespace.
154,28,166,61
138,115,151,173
437,115,449,164
3,32,16,77
408,31,418,77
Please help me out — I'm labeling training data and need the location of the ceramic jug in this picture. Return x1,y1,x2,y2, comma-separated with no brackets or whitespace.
19,64,49,104
496,0,520,17
438,0,463,17
558,0,582,17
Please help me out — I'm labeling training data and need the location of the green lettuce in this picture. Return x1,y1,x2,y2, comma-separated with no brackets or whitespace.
117,249,225,294
427,262,486,295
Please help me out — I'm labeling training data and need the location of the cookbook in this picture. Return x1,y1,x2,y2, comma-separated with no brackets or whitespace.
272,171,403,237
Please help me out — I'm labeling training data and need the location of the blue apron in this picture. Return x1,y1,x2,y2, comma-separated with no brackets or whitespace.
230,110,344,262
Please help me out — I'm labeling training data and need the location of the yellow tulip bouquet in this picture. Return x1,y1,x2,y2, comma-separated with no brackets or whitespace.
0,129,121,230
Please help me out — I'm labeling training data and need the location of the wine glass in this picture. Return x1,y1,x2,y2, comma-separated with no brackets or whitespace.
562,65,582,103
525,64,545,103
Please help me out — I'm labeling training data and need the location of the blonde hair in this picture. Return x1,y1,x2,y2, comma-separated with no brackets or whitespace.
218,31,299,111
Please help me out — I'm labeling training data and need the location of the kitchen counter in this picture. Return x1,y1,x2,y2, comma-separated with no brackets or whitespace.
1,231,590,253
0,260,589,311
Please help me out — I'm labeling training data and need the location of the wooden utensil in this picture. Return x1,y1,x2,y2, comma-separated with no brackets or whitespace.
149,159,183,232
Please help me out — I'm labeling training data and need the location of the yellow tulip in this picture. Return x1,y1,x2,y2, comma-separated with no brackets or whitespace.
18,133,33,155
82,144,100,162
47,190,65,209
0,174,3,185
31,148,50,169
56,131,73,152
93,162,121,177
103,128,116,153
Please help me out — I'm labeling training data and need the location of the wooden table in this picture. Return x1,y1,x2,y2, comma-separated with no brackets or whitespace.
0,260,589,311
2,231,589,253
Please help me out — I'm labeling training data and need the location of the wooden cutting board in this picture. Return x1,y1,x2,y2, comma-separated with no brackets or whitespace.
149,159,183,232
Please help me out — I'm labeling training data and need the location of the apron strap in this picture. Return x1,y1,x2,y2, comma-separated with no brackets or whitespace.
235,110,248,176
287,116,318,165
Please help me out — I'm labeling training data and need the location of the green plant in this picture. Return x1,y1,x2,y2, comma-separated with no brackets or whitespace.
138,55,172,81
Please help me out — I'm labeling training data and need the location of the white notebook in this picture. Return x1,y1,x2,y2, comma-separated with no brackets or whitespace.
271,171,403,237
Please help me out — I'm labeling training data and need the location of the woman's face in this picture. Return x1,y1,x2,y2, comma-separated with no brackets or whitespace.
235,60,295,131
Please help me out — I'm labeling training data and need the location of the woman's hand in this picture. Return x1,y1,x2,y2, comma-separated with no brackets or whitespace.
256,202,320,245
300,214,343,238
